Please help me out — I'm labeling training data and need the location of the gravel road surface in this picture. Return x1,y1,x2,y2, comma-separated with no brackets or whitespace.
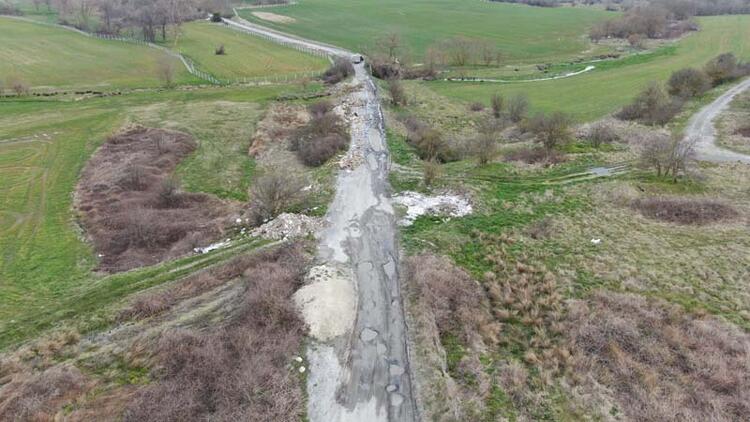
685,77,750,163
223,17,417,422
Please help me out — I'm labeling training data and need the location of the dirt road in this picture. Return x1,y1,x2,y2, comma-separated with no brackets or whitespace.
222,18,417,422
685,77,750,163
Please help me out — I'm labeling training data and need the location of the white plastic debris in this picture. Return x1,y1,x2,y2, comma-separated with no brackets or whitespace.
392,191,472,226
193,239,231,254
299,366,306,373
294,356,303,363
235,218,242,224
591,238,601,245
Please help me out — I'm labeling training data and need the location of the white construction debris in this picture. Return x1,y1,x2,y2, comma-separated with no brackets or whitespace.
392,191,472,226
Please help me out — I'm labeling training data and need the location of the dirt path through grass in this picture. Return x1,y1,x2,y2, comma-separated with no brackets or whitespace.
222,17,417,422
686,77,750,163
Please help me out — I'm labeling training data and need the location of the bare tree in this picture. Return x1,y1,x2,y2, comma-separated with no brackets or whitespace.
248,167,308,223
388,79,407,106
508,94,529,123
376,32,401,60
491,93,504,118
639,134,696,181
472,119,506,165
6,75,30,96
156,55,175,87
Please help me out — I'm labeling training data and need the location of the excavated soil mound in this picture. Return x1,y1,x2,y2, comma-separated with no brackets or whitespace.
76,127,230,272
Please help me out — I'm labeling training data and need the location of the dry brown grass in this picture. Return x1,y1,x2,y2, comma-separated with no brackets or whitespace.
736,125,750,137
503,147,566,165
76,126,231,272
0,365,89,421
631,196,738,225
122,243,308,422
568,291,750,422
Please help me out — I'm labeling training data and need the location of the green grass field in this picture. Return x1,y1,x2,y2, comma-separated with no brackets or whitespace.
238,0,612,63
424,15,750,121
0,86,299,348
167,21,329,80
0,17,193,90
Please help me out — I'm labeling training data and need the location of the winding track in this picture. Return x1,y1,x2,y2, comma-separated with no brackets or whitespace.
686,77,750,163
222,18,418,422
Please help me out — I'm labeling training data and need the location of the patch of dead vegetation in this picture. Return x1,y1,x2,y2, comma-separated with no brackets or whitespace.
631,196,739,225
252,11,296,24
503,146,566,165
0,364,90,421
76,126,232,272
123,243,309,422
119,243,306,322
248,103,309,158
568,291,750,422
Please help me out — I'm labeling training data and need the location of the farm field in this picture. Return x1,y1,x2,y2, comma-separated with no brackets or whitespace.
0,85,294,347
424,15,750,121
238,0,613,63
0,17,193,90
166,21,329,80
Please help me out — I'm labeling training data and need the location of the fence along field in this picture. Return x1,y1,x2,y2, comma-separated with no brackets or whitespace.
238,0,613,64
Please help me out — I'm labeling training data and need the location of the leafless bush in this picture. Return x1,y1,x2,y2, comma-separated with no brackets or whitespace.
587,121,619,147
6,75,30,96
468,102,485,112
631,196,738,224
568,291,750,422
124,244,308,422
156,55,176,87
422,159,442,186
291,106,349,166
248,166,308,224
639,134,695,180
667,67,711,98
704,52,744,86
504,147,565,165
214,44,225,55
322,58,354,84
307,100,333,119
491,93,504,118
388,79,408,106
406,254,492,347
401,116,455,162
471,119,506,165
526,111,571,151
507,94,529,123
0,365,88,421
617,82,683,125
77,127,225,272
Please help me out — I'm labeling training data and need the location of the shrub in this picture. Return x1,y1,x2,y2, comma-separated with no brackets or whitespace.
6,75,29,96
401,116,454,162
210,12,222,22
617,82,682,125
248,167,308,224
298,133,348,166
124,244,308,422
507,94,529,123
157,176,181,208
630,196,737,225
639,134,695,181
668,67,711,98
422,159,442,186
504,147,565,165
214,44,225,55
526,111,571,152
388,79,407,106
156,55,175,87
568,291,750,421
307,100,334,119
588,122,619,147
490,93,504,118
469,102,485,112
704,52,740,86
322,58,354,84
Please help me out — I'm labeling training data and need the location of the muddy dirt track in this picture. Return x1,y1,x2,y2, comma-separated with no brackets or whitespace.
223,17,417,422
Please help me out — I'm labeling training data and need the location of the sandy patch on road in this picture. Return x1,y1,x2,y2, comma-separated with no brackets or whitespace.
294,265,356,341
252,11,296,24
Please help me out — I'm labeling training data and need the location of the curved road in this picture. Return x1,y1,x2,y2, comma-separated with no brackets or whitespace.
686,77,750,163
223,18,418,422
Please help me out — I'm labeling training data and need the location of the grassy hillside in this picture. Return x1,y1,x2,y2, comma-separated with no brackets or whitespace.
0,86,290,348
424,15,750,121
238,0,612,63
168,21,329,80
0,17,192,90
